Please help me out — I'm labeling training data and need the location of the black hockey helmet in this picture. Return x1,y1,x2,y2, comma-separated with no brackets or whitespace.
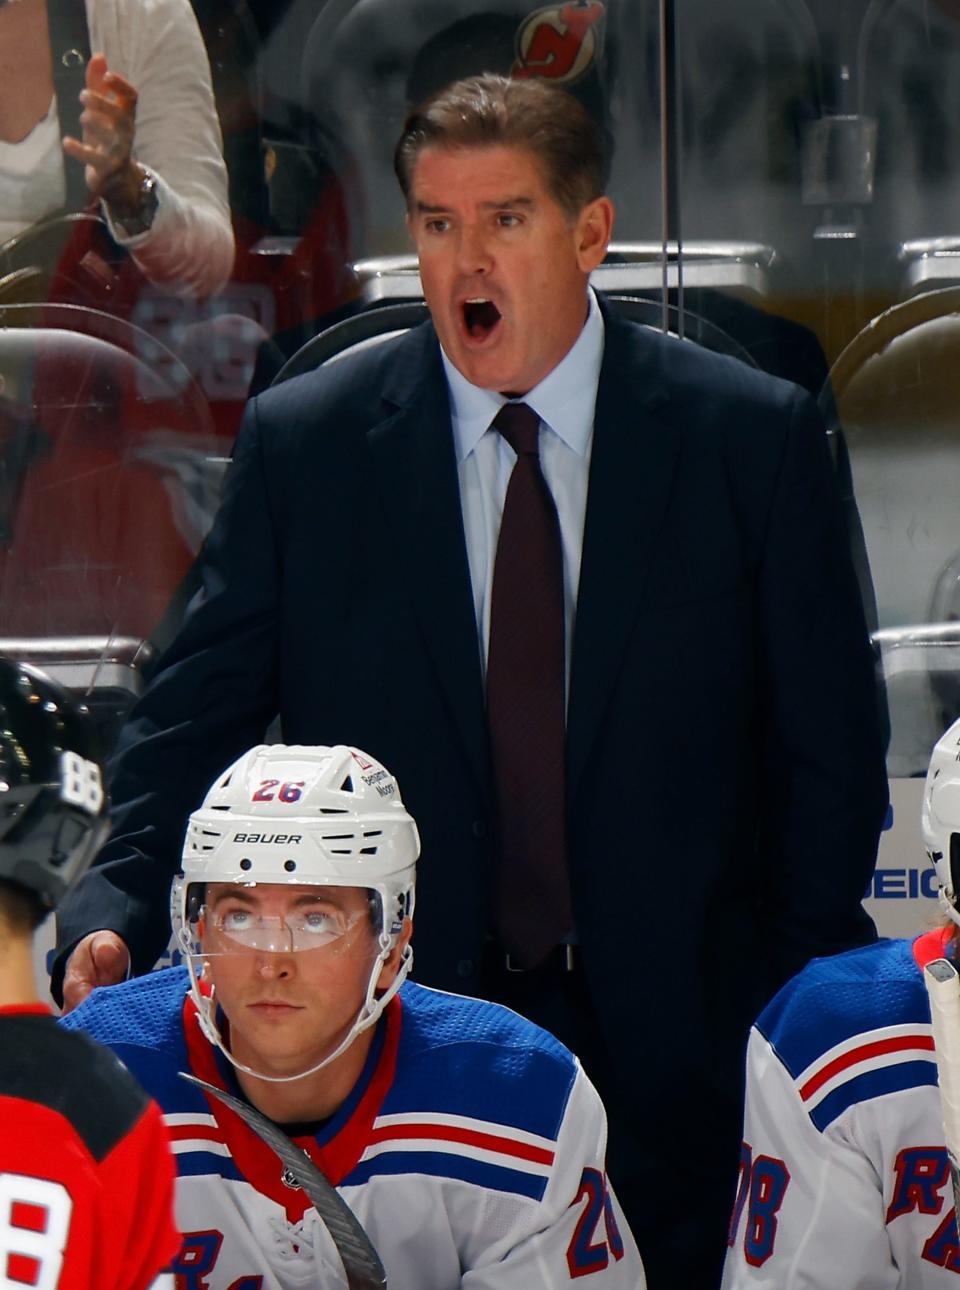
0,659,108,910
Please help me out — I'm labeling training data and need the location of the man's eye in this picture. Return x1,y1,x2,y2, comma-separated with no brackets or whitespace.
424,218,449,234
220,909,253,931
497,213,522,227
302,911,338,935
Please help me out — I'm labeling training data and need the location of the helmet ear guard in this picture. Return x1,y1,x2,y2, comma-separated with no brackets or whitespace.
923,719,960,927
171,743,419,1084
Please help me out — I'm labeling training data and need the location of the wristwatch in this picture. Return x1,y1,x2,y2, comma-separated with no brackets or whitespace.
106,167,159,237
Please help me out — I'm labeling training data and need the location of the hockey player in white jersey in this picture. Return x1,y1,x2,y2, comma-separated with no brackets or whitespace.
722,716,960,1288
62,742,645,1289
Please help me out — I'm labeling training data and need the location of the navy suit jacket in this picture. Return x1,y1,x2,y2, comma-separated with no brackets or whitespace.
55,301,887,1220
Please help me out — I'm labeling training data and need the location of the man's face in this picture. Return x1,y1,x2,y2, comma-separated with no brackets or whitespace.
200,882,401,1078
408,144,613,394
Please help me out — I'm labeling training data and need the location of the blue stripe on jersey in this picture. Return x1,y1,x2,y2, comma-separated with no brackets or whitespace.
756,938,929,1082
63,970,578,1190
174,1152,248,1184
388,982,576,1144
808,1058,939,1131
344,1150,548,1201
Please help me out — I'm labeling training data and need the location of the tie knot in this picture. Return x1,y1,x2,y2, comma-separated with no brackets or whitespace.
493,402,540,456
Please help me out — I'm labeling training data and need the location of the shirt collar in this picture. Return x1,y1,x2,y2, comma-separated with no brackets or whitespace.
443,288,604,463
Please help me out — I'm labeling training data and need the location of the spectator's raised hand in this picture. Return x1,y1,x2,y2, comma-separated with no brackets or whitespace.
62,53,141,206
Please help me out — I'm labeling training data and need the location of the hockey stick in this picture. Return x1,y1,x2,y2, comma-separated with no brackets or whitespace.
179,1072,387,1289
922,958,960,1223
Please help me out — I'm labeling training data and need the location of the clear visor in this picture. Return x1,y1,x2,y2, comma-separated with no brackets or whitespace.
188,883,378,957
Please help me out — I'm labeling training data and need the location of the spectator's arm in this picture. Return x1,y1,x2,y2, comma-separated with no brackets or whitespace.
84,0,234,297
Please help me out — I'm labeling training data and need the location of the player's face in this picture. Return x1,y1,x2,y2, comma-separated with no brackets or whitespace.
408,144,613,395
200,883,402,1078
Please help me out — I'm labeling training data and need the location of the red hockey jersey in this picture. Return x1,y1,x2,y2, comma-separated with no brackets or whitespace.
0,1003,179,1289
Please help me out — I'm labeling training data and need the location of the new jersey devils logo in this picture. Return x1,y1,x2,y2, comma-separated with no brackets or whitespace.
512,1,606,86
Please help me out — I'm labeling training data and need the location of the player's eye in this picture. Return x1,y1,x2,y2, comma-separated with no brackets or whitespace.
220,908,253,932
298,910,343,936
497,212,522,228
424,217,450,234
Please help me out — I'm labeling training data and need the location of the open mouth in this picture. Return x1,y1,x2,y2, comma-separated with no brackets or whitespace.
463,297,502,340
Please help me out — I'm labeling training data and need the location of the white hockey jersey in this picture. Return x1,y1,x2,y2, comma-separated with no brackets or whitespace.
723,927,960,1288
63,967,645,1289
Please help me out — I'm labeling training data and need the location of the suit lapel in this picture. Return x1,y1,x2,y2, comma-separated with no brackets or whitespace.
567,310,681,799
366,325,490,799
362,311,682,806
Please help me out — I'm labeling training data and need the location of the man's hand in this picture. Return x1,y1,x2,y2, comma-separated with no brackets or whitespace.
61,52,139,204
61,930,131,1013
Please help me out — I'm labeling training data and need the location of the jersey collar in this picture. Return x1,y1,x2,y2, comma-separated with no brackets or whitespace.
182,991,402,1220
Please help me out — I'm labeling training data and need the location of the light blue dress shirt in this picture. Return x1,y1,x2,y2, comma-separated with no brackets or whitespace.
440,288,605,688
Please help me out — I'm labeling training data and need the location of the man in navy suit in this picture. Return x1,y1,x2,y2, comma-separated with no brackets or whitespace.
53,75,887,1287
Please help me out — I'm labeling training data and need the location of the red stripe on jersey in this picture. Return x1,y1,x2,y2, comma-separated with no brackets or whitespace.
800,1034,935,1101
182,991,402,1222
166,1122,225,1144
368,1121,555,1165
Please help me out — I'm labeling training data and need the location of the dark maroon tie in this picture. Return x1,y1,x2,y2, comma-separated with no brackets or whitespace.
487,402,573,967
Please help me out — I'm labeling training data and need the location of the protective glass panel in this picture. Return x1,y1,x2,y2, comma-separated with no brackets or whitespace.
9,0,960,787
674,0,960,773
0,303,225,748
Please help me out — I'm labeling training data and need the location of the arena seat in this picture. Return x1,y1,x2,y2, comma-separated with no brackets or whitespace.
0,214,125,310
0,304,224,748
271,294,758,389
350,243,776,312
346,250,834,392
823,287,960,773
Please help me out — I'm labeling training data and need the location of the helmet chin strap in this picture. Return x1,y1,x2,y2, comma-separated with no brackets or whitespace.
940,888,960,932
186,938,413,1086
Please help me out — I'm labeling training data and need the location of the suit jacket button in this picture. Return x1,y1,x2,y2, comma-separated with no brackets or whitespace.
471,820,487,839
457,959,475,978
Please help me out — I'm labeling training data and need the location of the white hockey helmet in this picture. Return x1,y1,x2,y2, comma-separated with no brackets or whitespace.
172,743,419,1082
923,717,960,928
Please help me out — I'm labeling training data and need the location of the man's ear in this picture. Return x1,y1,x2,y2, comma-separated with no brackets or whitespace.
376,917,413,990
575,195,615,274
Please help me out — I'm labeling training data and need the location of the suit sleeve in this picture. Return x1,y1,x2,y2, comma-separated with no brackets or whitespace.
462,1067,647,1288
722,1026,897,1289
753,388,887,984
53,395,282,994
